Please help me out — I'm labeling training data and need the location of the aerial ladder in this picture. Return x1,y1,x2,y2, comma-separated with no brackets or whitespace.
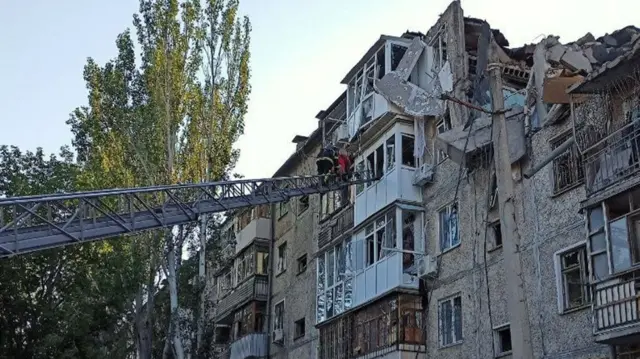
0,172,374,258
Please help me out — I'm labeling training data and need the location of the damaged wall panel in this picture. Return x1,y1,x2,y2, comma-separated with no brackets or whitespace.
374,72,445,117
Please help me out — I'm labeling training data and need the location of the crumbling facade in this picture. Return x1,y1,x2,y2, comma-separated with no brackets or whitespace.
210,2,640,358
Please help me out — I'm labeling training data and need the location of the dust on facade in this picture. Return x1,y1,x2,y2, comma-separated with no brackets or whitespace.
207,2,640,358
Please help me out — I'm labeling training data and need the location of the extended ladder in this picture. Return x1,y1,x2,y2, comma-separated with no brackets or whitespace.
0,172,374,257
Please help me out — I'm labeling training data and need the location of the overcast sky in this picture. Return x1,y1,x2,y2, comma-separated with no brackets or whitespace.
1,0,638,181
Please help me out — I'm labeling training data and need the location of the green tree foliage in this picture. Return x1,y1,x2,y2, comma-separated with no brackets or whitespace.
0,146,137,359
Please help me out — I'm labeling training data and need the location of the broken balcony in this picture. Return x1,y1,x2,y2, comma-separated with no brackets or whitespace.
354,120,422,226
215,275,269,322
435,108,526,168
318,205,354,250
583,121,640,197
342,36,419,140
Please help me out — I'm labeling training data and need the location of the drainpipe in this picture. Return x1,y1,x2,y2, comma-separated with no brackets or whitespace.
265,203,276,357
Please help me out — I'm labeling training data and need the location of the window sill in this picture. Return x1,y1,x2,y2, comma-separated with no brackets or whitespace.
495,350,512,358
487,244,502,253
439,243,461,256
560,303,591,315
550,181,583,198
296,268,307,277
276,269,286,278
278,213,288,221
293,334,305,341
439,341,463,350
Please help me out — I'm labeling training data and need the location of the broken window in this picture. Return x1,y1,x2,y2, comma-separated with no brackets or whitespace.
386,135,396,172
495,325,512,354
436,113,451,163
256,251,269,275
551,130,584,194
297,254,307,274
316,238,354,323
356,161,365,195
294,318,306,339
402,211,416,273
401,134,416,167
277,242,287,273
274,301,284,330
490,221,502,250
298,195,309,214
391,44,408,72
320,191,344,221
586,189,640,281
278,192,289,219
366,152,375,186
557,244,591,311
365,224,375,266
439,295,462,347
439,203,459,252
375,145,384,178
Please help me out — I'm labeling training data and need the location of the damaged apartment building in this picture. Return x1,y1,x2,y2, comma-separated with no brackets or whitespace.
208,2,640,359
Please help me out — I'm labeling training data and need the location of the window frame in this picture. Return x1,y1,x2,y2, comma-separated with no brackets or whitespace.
493,323,512,355
316,238,354,324
438,294,463,347
549,130,584,194
438,203,460,253
277,242,287,274
401,133,416,168
554,241,592,313
436,116,451,163
293,317,306,340
274,299,285,331
297,254,308,275
298,195,309,214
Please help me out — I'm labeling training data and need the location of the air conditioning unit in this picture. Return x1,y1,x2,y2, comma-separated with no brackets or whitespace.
272,328,284,344
417,255,437,278
413,163,435,186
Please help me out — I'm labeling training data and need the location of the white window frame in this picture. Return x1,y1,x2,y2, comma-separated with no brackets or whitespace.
438,294,462,347
400,133,417,168
363,210,396,268
553,241,592,313
438,203,459,253
274,299,285,331
316,239,353,324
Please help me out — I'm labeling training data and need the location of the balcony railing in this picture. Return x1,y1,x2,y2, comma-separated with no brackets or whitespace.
215,275,268,321
319,205,354,249
593,270,640,341
229,333,268,359
583,121,640,195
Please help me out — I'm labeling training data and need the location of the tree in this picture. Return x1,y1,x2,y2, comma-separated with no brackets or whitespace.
67,0,251,357
0,146,137,359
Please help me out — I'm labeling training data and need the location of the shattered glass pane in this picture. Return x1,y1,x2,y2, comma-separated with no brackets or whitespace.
610,217,631,273
317,294,326,323
345,239,354,275
326,288,334,319
335,284,344,315
317,257,325,294
327,249,335,287
344,278,353,310
391,44,408,72
337,243,346,282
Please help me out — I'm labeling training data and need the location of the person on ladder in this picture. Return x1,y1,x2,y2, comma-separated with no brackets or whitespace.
337,148,352,181
316,146,336,185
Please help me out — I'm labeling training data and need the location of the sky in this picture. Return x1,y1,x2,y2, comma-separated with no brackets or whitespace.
1,0,638,181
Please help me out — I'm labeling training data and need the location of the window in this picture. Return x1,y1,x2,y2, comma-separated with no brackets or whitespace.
490,221,502,250
294,318,306,339
489,173,498,209
277,243,287,273
235,248,255,285
356,161,365,195
274,301,284,330
439,295,462,346
401,134,416,167
439,203,459,252
297,254,307,274
317,239,354,323
494,324,512,355
436,115,451,163
278,198,289,219
256,251,269,275
298,195,309,214
555,244,591,312
362,210,396,267
386,136,396,172
375,145,384,178
551,131,584,194
320,190,344,221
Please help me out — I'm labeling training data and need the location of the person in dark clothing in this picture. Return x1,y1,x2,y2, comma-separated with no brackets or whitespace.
316,146,337,185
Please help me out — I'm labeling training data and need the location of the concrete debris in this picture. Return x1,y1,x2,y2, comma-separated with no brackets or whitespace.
435,108,526,166
374,72,445,117
396,37,426,81
438,61,453,93
575,32,595,46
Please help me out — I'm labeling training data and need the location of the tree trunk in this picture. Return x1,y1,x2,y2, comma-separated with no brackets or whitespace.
135,285,152,359
167,230,185,359
197,215,207,353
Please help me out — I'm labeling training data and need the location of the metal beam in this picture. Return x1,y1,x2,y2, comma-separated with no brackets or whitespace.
0,173,375,257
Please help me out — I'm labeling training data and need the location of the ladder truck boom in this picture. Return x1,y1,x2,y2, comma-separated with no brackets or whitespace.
0,172,374,258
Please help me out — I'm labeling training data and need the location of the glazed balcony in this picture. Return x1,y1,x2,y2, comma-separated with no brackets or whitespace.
215,275,269,321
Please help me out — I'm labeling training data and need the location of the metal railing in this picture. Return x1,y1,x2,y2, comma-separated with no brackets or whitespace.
593,273,640,335
583,121,640,195
215,275,268,321
319,205,354,249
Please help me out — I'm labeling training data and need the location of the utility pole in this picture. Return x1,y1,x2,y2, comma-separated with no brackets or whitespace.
487,39,535,359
